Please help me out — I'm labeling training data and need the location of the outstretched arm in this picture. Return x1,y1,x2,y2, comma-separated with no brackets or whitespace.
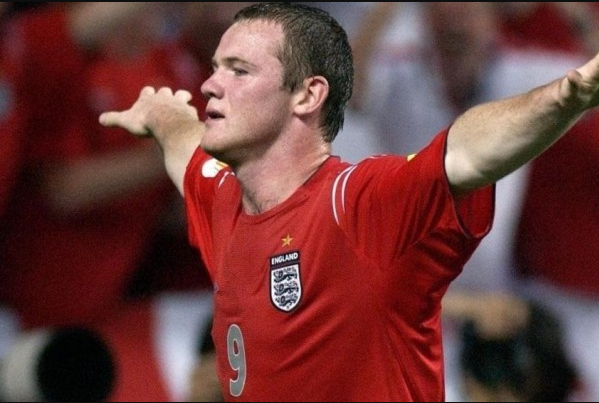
99,87,204,196
446,51,599,197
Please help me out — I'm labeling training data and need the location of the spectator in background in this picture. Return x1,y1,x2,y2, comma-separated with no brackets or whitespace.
486,3,599,400
0,0,25,370
513,72,599,403
0,2,25,218
453,297,579,402
0,3,212,401
494,2,599,57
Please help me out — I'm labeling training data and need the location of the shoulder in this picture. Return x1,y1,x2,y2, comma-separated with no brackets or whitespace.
329,154,411,195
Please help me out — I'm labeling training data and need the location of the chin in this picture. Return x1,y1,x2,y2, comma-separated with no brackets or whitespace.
200,143,232,165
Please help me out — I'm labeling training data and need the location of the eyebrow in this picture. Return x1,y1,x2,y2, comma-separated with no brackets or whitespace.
211,56,259,70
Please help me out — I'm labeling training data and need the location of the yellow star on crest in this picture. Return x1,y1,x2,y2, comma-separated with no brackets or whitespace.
282,234,294,247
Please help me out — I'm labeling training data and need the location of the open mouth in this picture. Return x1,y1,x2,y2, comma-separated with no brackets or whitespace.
206,109,225,120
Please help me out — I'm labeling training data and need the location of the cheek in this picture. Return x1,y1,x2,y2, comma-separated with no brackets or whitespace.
238,98,284,127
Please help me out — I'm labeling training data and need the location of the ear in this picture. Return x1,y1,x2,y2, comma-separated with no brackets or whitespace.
293,76,329,117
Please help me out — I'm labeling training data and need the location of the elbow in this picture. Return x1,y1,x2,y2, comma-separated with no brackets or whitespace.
445,149,492,193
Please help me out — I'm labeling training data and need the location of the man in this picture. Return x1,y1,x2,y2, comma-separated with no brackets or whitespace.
100,3,599,401
0,3,209,401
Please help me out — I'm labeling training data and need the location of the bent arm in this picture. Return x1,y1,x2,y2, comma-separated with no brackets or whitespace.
42,144,166,216
99,87,204,196
446,52,599,196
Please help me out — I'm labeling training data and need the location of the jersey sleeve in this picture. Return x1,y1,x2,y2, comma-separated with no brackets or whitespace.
334,128,494,280
184,146,230,275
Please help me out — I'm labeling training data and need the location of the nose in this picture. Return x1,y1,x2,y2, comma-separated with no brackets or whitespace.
201,73,221,100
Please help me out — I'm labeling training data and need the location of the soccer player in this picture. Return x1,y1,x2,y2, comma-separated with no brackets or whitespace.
100,3,599,401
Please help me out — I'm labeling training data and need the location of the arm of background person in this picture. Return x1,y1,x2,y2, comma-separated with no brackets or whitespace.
349,2,400,112
445,51,599,197
42,144,167,215
442,291,529,339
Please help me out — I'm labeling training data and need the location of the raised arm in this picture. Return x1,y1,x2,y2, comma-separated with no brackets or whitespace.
446,51,599,196
99,87,204,196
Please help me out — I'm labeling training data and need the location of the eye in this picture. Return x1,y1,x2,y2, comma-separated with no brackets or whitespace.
232,68,248,76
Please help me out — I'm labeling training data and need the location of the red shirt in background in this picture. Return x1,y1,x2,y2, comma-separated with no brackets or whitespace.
0,28,24,217
516,111,599,296
0,3,212,326
499,3,599,54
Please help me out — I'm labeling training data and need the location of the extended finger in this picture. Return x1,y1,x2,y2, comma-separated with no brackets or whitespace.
140,86,157,97
99,111,149,136
175,89,193,103
157,87,174,96
99,111,122,127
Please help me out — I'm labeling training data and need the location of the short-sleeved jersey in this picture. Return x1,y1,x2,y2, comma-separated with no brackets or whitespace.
184,130,493,401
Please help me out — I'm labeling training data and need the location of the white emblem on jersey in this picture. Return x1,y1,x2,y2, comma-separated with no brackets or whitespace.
202,158,228,178
270,252,302,312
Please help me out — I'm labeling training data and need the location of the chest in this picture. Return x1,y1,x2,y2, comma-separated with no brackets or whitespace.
209,193,379,320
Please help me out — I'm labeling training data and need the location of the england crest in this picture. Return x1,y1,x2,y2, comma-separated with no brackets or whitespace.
270,251,302,312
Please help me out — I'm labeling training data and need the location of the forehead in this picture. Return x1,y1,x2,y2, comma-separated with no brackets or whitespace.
216,19,284,63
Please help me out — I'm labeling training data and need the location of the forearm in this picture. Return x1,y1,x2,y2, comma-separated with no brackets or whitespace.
446,66,595,194
442,290,529,339
441,291,480,321
157,117,204,196
43,144,167,215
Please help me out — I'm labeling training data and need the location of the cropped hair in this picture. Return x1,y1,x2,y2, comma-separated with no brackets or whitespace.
235,3,354,142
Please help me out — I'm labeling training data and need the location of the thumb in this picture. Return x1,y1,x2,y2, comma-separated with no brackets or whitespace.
98,111,150,137
99,111,121,127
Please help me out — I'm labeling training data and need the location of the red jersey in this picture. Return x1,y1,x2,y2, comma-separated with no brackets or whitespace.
184,130,494,401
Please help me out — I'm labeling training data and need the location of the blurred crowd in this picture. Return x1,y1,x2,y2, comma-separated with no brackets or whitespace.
1,2,598,402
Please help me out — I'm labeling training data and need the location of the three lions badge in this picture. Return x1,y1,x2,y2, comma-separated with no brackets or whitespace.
270,251,302,312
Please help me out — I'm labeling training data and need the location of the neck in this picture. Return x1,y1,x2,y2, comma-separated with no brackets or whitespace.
235,144,331,215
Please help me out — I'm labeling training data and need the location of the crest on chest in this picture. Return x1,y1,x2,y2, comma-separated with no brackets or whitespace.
270,251,302,312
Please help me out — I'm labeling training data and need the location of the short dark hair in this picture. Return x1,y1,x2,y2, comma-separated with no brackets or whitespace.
235,2,353,142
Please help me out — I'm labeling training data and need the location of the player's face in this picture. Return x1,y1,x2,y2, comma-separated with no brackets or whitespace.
200,20,293,165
